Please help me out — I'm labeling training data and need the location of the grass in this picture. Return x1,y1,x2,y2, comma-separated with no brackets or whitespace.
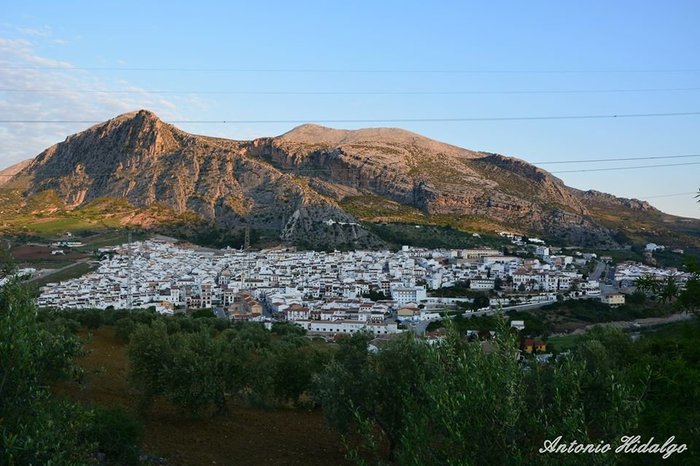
536,317,698,353
76,230,150,249
340,195,427,223
638,318,700,340
365,222,507,250
31,261,96,290
546,334,582,352
24,216,123,235
0,190,177,238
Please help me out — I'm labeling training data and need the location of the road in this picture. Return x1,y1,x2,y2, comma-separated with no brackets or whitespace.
27,258,91,283
590,261,607,281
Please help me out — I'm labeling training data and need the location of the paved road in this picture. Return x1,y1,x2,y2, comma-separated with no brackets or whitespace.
27,258,91,283
590,261,607,281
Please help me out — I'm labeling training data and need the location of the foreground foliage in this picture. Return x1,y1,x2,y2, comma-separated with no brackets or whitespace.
315,323,653,466
0,278,142,465
127,318,331,416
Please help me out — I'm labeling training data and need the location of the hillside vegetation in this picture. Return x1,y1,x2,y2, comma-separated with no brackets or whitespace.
3,263,699,464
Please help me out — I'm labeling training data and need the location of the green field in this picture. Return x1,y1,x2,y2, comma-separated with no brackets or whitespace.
31,261,96,290
75,230,150,250
546,334,582,352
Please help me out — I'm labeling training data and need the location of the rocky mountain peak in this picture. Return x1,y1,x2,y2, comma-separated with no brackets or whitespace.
6,109,696,248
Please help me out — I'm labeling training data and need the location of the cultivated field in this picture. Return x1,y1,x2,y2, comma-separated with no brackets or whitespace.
55,326,350,466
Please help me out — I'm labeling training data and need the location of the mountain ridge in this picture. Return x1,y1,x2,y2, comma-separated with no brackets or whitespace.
5,109,699,248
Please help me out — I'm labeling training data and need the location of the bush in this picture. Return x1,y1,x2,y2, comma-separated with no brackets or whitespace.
87,405,143,465
271,321,306,337
1,278,99,464
115,317,138,343
190,308,215,319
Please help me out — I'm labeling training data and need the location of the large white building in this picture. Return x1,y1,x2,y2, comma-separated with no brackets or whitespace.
294,319,401,335
391,286,427,305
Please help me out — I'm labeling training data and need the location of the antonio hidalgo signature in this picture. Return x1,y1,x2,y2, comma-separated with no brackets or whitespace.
540,436,688,460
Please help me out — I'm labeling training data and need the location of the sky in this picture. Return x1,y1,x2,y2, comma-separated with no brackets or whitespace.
1,0,699,218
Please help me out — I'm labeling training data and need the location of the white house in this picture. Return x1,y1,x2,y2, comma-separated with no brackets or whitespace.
294,319,401,335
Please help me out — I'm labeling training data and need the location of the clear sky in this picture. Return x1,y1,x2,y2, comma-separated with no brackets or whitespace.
1,0,698,218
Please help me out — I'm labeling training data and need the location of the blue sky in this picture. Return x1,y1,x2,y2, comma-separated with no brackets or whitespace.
1,0,699,218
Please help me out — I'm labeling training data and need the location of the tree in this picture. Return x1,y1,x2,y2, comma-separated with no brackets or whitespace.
88,405,143,465
494,277,503,291
129,321,241,416
162,331,235,415
0,276,111,464
0,243,16,277
399,324,646,466
635,274,659,297
322,318,648,465
472,293,490,311
270,340,330,406
314,332,433,461
128,320,175,413
678,257,700,314
659,274,679,303
362,289,387,301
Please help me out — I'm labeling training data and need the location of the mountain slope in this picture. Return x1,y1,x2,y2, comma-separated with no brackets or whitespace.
11,110,380,248
0,159,32,186
6,110,699,248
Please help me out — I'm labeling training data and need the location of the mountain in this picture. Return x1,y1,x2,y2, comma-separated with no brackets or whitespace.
0,159,32,186
4,109,699,248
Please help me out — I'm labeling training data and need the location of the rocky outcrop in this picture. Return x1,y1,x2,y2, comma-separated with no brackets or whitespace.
16,110,378,248
10,109,692,248
574,189,655,212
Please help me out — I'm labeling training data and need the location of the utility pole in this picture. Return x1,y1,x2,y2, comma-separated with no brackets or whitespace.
244,225,250,251
126,229,133,309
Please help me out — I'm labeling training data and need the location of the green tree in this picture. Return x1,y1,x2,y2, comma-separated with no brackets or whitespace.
0,243,16,277
678,257,700,314
128,320,176,413
88,405,143,465
129,320,242,416
315,332,434,461
0,277,98,464
472,293,490,310
635,274,659,297
162,331,236,415
270,340,329,406
494,277,503,291
659,274,679,303
322,318,648,465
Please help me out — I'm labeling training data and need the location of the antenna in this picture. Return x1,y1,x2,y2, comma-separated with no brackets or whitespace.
126,229,133,309
244,226,250,250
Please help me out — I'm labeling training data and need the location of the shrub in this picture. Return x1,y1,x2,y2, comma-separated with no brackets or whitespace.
87,405,143,465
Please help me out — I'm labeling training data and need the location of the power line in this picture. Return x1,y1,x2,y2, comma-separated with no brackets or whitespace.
2,65,700,74
1,154,699,174
1,111,699,125
532,154,700,164
3,87,700,96
551,161,700,174
3,160,699,177
641,191,697,199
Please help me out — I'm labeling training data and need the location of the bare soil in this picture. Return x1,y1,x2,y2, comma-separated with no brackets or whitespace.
55,327,349,466
11,244,87,262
